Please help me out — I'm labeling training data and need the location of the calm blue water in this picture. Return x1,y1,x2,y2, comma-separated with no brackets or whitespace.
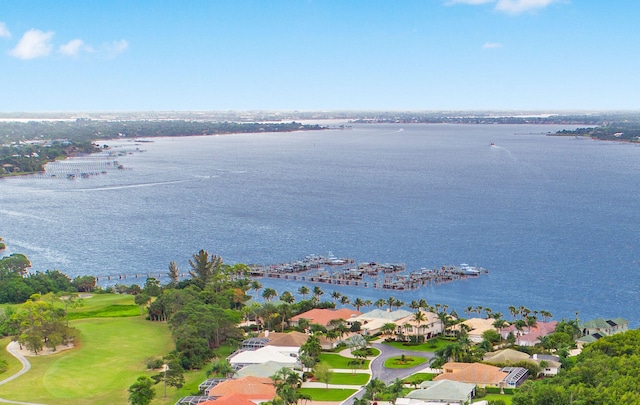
1,124,639,326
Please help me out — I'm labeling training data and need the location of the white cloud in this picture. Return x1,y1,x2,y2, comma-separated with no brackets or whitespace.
445,0,562,14
0,22,11,39
104,39,129,59
483,42,502,49
59,39,93,56
495,0,560,14
9,29,55,59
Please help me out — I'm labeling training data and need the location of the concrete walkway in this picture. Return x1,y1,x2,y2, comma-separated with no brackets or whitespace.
0,342,48,405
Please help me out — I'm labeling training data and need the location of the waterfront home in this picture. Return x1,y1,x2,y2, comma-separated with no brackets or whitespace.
451,318,495,343
499,321,558,346
397,380,476,405
347,308,413,336
289,308,360,328
579,318,629,338
235,360,301,379
394,311,443,340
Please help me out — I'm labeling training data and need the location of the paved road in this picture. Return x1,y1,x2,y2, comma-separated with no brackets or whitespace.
0,342,48,405
341,342,435,405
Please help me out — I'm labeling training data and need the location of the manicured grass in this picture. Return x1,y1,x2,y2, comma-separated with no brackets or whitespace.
318,353,370,370
402,372,436,385
383,355,429,369
383,337,453,352
474,393,514,404
327,372,370,385
298,388,357,401
367,347,381,357
0,316,174,405
68,294,140,319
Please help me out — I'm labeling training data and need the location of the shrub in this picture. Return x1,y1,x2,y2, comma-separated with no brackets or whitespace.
146,357,164,369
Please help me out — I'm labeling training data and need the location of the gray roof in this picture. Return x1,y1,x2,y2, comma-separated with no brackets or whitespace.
407,380,475,402
235,361,299,379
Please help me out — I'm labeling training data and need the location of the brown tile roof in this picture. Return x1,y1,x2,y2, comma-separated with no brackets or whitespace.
265,331,309,347
206,376,276,398
435,362,507,385
290,308,361,326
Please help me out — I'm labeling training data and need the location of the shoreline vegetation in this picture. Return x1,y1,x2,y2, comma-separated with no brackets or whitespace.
2,239,640,404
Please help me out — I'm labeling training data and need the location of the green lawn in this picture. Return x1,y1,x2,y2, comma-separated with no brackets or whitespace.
318,353,370,370
383,337,453,352
67,293,140,319
327,372,370,385
383,355,429,369
402,372,436,385
298,388,357,401
474,393,514,404
0,316,174,405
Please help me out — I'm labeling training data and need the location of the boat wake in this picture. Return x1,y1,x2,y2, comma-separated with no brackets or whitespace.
0,209,57,223
490,144,517,161
68,179,194,192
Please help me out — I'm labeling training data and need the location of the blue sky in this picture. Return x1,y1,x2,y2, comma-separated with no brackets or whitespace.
1,1,639,112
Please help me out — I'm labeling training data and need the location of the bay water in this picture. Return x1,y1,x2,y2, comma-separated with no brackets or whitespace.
1,124,639,326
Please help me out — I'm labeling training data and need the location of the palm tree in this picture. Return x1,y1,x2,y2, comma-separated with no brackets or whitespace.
465,306,474,318
364,299,373,310
508,305,518,321
280,291,295,304
331,291,342,304
393,299,404,311
409,300,420,311
298,285,310,301
262,288,277,302
418,298,429,312
540,310,553,322
353,297,365,311
413,310,426,343
340,295,350,307
251,280,262,298
374,298,387,309
387,296,396,311
312,286,324,303
526,315,538,333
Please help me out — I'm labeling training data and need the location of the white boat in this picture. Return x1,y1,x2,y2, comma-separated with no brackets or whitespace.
458,263,481,275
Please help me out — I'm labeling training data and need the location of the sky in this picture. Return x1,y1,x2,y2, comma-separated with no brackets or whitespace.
1,0,639,112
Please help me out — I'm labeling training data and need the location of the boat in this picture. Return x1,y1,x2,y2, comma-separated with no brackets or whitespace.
458,263,481,275
490,142,496,146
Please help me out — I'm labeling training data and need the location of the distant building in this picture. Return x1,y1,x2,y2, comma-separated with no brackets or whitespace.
577,318,629,348
289,308,360,328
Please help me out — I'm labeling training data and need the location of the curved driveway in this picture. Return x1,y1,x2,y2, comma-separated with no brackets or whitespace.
342,341,435,405
0,342,48,405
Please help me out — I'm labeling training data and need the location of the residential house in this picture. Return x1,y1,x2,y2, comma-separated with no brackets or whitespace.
434,362,527,388
395,311,442,340
397,380,476,405
579,318,629,339
499,321,557,346
347,309,413,336
451,318,496,343
199,393,258,405
205,376,276,402
229,345,298,368
531,353,562,376
289,308,360,328
483,348,531,364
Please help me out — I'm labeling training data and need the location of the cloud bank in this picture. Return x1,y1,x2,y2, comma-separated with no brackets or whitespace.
10,29,54,59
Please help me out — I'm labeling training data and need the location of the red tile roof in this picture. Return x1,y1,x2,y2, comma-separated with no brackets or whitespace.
199,393,257,405
290,308,360,326
205,376,276,399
